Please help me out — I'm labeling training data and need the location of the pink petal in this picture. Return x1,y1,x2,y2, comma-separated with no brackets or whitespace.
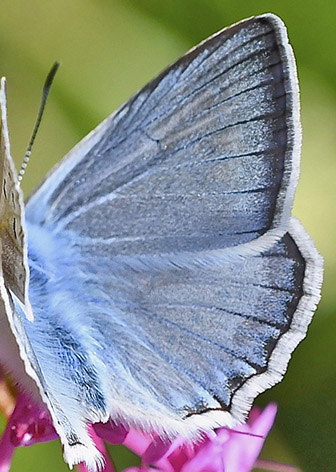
122,468,156,472
180,439,223,472
159,441,196,472
220,403,277,472
3,391,57,448
142,435,187,465
0,390,57,472
94,421,128,444
142,436,172,464
123,429,153,457
249,403,278,434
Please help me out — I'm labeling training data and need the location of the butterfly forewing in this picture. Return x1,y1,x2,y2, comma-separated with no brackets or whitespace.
27,14,300,256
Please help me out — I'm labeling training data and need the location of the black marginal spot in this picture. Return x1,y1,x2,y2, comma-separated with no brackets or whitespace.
66,431,85,447
183,393,230,418
212,394,230,411
68,440,85,447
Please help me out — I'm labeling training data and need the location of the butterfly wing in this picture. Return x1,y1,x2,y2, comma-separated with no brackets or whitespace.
27,14,300,254
62,219,320,428
21,217,322,469
0,78,32,318
10,13,322,469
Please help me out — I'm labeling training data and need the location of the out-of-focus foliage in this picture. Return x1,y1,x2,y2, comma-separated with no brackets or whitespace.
0,1,334,471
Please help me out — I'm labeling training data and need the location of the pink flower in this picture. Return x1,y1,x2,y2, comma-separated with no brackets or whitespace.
120,403,277,472
0,391,58,472
0,386,297,472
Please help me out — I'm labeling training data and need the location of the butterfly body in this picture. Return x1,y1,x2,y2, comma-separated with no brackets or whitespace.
0,13,322,470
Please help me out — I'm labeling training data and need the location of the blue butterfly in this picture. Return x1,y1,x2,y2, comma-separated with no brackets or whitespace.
0,13,323,470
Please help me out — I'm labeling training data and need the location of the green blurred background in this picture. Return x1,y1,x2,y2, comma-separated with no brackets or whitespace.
0,1,335,471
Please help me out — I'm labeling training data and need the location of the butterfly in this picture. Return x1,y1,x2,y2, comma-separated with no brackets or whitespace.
0,13,323,470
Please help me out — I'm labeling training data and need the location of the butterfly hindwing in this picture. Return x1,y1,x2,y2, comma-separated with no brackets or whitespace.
23,217,322,438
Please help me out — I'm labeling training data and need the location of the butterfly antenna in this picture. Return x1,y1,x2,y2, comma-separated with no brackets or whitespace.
18,61,60,182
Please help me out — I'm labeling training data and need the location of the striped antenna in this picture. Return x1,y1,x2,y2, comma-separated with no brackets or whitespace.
18,61,60,182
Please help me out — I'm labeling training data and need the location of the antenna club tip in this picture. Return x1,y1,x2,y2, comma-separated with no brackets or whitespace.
50,61,61,76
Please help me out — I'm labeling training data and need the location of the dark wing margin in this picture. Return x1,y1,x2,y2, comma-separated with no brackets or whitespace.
226,218,323,424
27,14,300,256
